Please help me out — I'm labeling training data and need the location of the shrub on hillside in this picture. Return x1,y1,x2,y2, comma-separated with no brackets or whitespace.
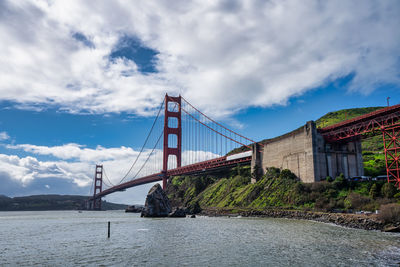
311,181,332,193
369,183,379,199
265,167,280,179
231,175,250,188
332,174,347,189
344,193,370,210
381,183,397,199
314,195,330,211
293,182,305,194
378,203,400,223
279,169,297,180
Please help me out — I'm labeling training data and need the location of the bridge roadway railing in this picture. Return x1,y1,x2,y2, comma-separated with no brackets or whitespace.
90,155,252,200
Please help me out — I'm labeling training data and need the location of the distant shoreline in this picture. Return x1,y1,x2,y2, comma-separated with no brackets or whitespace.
0,194,127,211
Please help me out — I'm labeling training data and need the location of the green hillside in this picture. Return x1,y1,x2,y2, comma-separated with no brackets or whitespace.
166,167,400,214
315,106,383,128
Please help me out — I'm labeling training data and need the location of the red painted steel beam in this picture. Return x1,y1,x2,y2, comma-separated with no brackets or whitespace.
319,104,400,142
382,124,400,189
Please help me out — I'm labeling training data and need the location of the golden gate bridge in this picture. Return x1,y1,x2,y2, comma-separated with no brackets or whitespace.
88,94,400,210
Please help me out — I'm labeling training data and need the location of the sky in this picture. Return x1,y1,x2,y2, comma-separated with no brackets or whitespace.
0,0,399,205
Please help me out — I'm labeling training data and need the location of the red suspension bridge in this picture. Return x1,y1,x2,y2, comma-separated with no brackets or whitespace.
88,94,256,210
88,94,400,210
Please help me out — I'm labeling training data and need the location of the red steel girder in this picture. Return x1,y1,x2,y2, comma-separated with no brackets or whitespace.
382,125,400,189
319,104,400,142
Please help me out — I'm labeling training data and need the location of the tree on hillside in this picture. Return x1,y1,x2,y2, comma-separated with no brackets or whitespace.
369,183,378,199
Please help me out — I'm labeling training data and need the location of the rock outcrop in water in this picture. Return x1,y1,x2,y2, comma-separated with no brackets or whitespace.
169,207,186,217
140,184,187,217
141,184,172,217
125,205,144,213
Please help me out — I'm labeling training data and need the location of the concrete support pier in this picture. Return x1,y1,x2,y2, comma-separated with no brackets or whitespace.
251,121,363,183
251,143,263,183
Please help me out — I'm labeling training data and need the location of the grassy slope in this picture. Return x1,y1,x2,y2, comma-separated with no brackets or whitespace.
167,167,400,213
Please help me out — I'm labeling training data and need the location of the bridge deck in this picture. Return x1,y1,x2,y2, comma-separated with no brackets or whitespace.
90,155,251,200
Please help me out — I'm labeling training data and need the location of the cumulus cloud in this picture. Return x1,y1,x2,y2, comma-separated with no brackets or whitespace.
6,143,138,162
0,154,69,186
0,131,9,141
0,0,399,118
3,142,220,189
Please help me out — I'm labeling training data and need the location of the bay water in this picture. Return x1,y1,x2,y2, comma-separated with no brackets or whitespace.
0,210,399,266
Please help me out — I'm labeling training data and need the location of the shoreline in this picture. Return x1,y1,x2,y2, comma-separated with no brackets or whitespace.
199,207,400,232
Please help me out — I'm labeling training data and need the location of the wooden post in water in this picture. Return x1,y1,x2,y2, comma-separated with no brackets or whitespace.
108,221,110,238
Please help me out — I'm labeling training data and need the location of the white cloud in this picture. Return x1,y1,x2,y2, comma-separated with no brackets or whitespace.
0,154,69,186
0,0,398,118
6,143,138,162
4,143,220,189
0,132,9,141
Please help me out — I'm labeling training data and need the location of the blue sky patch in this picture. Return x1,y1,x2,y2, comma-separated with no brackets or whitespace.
109,35,159,74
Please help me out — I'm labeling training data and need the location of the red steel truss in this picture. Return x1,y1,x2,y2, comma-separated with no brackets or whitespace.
382,125,400,188
319,103,400,189
319,104,400,142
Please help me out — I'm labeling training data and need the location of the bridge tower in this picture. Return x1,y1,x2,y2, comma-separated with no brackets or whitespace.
92,164,103,210
162,94,182,189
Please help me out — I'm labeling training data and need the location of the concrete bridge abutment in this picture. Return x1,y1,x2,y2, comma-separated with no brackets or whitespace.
251,121,363,183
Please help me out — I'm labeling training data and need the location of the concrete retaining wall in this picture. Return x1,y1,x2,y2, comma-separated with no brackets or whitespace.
251,121,363,183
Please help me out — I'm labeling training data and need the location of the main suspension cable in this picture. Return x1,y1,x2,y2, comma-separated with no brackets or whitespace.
182,107,251,148
181,96,256,144
116,98,165,185
131,102,179,179
102,167,114,187
132,130,164,179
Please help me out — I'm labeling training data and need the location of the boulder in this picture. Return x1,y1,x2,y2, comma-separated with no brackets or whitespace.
168,207,186,217
141,184,172,217
383,225,400,232
125,205,143,213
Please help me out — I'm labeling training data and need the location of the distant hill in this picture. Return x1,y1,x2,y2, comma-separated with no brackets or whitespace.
0,194,128,211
